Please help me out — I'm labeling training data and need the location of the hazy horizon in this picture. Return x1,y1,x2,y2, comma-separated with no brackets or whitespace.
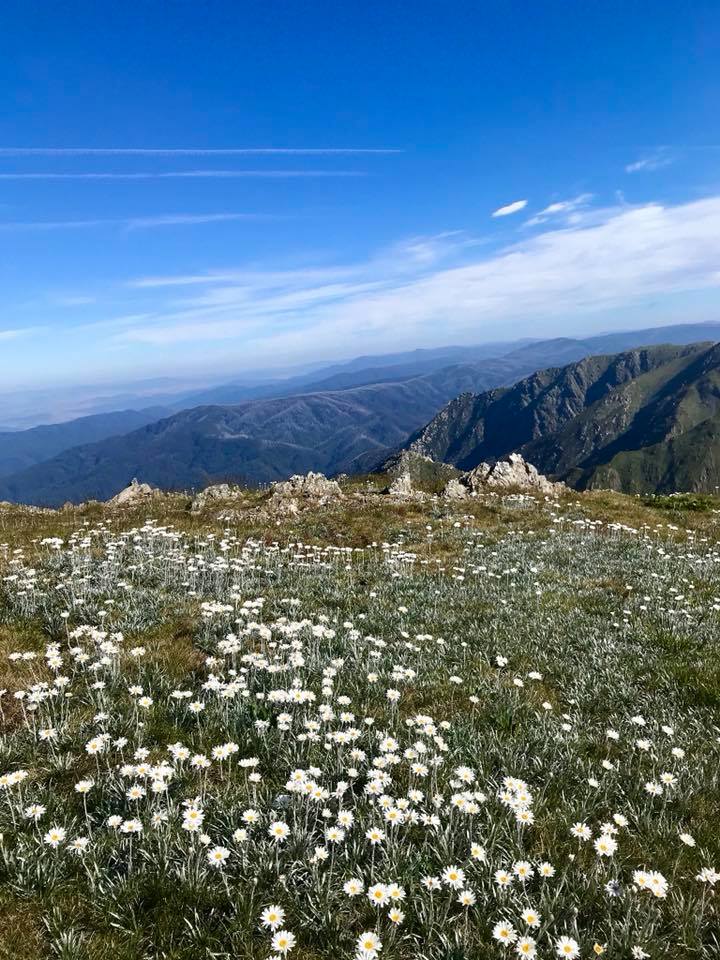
2,317,720,430
6,316,720,394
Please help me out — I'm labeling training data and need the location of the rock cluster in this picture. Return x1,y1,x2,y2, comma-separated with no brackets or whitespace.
271,472,342,500
268,472,343,515
466,453,565,494
92,457,563,513
384,452,563,500
190,483,244,513
441,453,564,497
107,479,156,506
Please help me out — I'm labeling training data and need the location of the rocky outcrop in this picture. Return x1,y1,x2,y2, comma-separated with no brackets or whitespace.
382,449,458,498
267,472,343,514
271,472,342,500
442,477,468,500
190,483,244,513
0,500,55,514
463,453,565,495
107,479,156,506
387,473,418,498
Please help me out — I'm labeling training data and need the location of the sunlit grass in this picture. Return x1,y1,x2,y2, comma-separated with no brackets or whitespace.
0,485,719,959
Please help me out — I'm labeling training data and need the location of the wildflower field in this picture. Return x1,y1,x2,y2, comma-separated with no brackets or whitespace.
1,486,719,960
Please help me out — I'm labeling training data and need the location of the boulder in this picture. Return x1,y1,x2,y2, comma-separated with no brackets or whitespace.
464,453,564,495
190,483,243,513
443,477,469,500
108,479,155,506
382,449,458,495
387,473,416,498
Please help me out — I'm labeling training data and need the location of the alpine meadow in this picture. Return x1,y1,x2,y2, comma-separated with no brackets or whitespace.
2,2,720,959
0,480,719,959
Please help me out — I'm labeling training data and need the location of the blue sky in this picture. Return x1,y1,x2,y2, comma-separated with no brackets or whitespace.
2,0,720,388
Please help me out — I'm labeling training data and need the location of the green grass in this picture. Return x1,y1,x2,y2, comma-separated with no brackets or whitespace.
640,493,718,512
0,484,719,959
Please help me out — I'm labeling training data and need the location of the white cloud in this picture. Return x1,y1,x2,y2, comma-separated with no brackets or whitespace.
491,199,528,217
625,148,673,174
110,196,720,356
524,193,593,226
127,235,476,291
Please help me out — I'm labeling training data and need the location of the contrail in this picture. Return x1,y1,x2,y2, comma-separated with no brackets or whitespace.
0,147,400,156
0,170,366,179
0,213,275,230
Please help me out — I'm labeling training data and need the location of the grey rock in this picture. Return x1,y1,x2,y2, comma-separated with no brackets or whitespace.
443,477,469,500
268,471,343,514
108,479,156,506
388,473,416,498
271,472,342,500
464,453,565,495
190,483,243,512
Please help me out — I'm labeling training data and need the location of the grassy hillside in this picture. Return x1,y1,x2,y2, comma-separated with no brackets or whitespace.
0,483,718,959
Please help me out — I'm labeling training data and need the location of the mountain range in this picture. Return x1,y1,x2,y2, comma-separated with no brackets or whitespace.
0,408,170,479
0,363,530,506
403,341,720,493
2,322,720,505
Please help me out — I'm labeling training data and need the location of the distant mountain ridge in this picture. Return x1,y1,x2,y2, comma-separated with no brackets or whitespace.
0,407,170,479
0,364,512,506
402,341,720,493
166,340,532,408
166,322,720,409
3,323,720,505
5,322,720,429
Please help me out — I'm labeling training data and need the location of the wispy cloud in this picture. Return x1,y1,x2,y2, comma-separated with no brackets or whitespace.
129,265,364,290
0,325,46,342
0,170,366,180
52,296,96,307
0,147,400,156
0,213,277,231
111,196,720,357
126,213,279,229
126,234,476,295
524,193,593,227
491,199,528,218
625,148,673,173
